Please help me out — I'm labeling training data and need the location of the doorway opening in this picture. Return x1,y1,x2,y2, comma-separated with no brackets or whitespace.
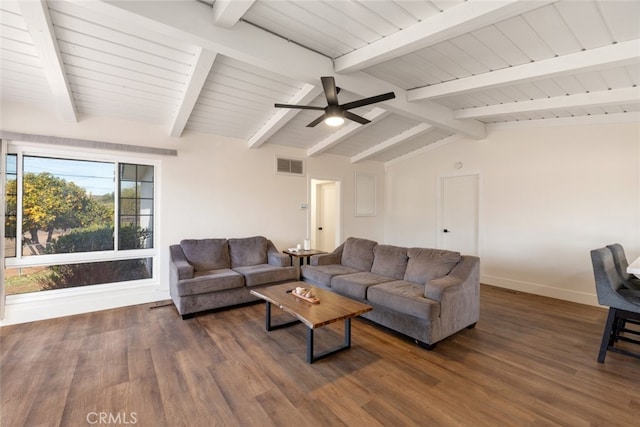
309,178,341,252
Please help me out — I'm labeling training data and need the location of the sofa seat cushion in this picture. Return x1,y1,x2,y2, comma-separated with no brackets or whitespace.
301,264,360,288
367,280,441,321
229,236,268,268
371,245,408,280
331,272,393,300
233,264,297,287
180,238,230,271
404,248,461,285
176,269,244,297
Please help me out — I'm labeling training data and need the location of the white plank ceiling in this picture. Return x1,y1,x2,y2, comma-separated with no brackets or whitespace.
1,0,638,163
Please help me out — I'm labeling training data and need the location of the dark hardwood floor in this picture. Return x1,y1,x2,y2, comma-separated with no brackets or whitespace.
2,285,639,426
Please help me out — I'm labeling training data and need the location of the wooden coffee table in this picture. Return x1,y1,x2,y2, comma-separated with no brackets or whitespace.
250,282,372,363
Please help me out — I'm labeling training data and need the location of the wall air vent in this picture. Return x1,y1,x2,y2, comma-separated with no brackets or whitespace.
275,156,305,176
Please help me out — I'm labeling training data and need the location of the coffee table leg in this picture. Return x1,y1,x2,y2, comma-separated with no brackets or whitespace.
307,327,314,364
306,318,352,364
265,301,272,331
264,301,301,331
345,318,351,348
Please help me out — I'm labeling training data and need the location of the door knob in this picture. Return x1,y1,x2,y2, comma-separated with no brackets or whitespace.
443,229,449,233
318,227,323,230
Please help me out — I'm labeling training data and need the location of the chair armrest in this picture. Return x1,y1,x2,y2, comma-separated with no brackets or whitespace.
310,242,345,266
170,245,194,280
267,240,290,267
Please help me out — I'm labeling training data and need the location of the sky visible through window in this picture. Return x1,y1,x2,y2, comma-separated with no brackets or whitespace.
24,156,115,196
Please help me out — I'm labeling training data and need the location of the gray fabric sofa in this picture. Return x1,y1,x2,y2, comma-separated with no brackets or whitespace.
169,236,298,319
301,237,480,348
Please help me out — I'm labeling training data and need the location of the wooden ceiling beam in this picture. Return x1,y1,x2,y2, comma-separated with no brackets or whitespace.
334,0,554,73
19,0,77,122
409,39,640,101
351,123,433,163
84,0,485,140
170,48,216,137
454,87,640,119
212,0,255,28
248,84,322,148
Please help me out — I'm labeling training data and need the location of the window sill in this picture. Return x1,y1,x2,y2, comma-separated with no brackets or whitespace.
1,279,170,326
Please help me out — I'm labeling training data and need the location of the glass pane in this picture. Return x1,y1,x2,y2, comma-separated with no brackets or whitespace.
7,153,16,174
137,165,153,182
118,163,154,251
119,222,151,250
138,215,153,232
5,154,18,257
120,181,136,192
139,182,153,198
3,258,153,295
21,156,115,256
120,164,137,181
139,199,153,215
120,198,138,215
120,216,135,227
138,231,153,249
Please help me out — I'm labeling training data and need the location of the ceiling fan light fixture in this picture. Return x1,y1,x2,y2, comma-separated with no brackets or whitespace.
273,76,394,128
325,115,345,126
325,105,344,126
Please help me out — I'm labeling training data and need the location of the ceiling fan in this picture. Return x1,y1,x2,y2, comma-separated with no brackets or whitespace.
274,76,395,128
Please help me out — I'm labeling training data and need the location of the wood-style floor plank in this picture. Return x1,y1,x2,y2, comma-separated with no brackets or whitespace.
2,285,639,426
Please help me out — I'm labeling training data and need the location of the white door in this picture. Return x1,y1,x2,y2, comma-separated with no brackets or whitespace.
440,174,479,256
316,182,337,252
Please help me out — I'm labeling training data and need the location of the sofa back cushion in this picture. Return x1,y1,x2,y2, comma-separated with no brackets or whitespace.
341,237,378,271
228,236,268,268
371,245,408,280
404,248,461,285
180,238,230,271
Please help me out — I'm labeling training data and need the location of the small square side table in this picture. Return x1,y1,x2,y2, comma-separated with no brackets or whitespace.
283,249,327,279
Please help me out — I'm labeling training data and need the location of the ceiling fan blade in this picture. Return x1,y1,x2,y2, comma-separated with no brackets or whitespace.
341,92,396,111
344,111,371,125
321,76,339,106
306,114,327,127
274,103,325,110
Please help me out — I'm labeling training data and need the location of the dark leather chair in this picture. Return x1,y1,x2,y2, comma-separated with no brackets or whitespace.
607,243,640,290
590,246,640,362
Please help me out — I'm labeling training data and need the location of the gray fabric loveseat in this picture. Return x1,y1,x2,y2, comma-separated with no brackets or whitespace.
301,237,480,348
170,236,298,319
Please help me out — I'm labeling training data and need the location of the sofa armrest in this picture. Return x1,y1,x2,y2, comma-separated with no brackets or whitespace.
425,256,480,338
267,240,290,267
425,256,479,301
310,242,345,266
170,245,194,280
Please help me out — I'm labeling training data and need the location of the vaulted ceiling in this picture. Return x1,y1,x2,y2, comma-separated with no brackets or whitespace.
1,0,639,163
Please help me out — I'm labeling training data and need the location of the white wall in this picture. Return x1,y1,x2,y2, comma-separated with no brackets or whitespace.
385,120,640,306
0,103,385,324
161,131,387,254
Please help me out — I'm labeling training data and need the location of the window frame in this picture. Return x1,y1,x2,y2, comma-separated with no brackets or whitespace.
4,141,160,288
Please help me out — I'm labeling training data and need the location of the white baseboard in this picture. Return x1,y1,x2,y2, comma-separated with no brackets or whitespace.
481,274,600,307
0,282,171,326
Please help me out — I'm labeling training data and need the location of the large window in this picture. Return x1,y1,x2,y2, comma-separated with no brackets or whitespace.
4,148,156,295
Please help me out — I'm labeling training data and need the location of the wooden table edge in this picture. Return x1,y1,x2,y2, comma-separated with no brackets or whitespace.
250,284,372,329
